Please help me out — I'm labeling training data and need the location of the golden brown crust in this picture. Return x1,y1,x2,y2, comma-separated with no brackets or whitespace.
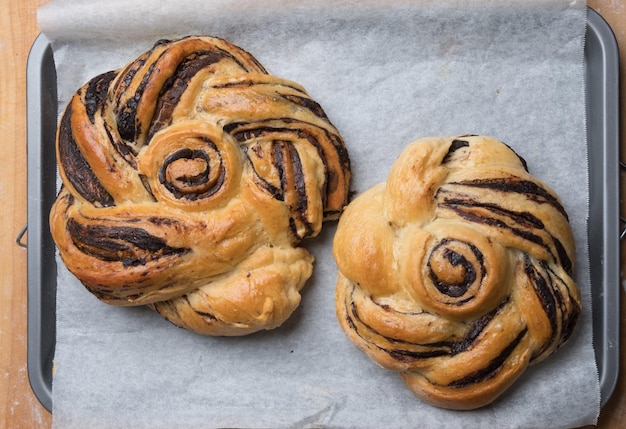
333,135,581,409
50,36,351,335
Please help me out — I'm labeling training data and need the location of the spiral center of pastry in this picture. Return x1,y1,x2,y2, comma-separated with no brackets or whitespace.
428,242,479,298
160,145,224,200
138,121,242,211
403,221,512,320
427,239,483,303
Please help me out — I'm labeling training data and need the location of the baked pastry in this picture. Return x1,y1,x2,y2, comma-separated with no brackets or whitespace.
333,135,580,410
50,36,351,336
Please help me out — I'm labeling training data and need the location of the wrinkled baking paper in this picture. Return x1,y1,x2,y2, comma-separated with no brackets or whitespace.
38,0,599,428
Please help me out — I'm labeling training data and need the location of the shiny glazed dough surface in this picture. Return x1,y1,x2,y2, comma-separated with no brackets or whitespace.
333,135,581,410
49,36,351,336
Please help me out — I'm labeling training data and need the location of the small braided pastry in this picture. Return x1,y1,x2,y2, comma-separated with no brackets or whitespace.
333,135,580,409
50,36,351,336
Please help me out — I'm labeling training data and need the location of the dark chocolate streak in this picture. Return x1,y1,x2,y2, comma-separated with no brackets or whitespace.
228,122,316,143
561,289,581,344
388,347,449,360
286,143,313,237
386,301,509,362
227,119,349,171
447,327,528,388
553,238,573,276
110,49,152,143
524,257,558,341
104,118,135,167
233,127,312,202
113,40,267,148
289,143,308,214
346,286,511,363
244,144,282,199
348,300,449,360
153,38,172,47
451,178,568,221
169,149,210,185
434,252,475,298
211,78,302,92
227,121,349,209
272,141,286,201
116,60,156,143
184,296,218,321
84,71,117,124
159,295,221,328
427,239,484,299
549,262,581,344
280,94,330,121
115,45,203,144
440,195,573,275
67,218,188,268
139,174,157,201
147,50,233,140
158,142,225,201
178,35,269,73
442,139,469,164
327,133,350,194
524,256,580,359
82,70,137,173
502,142,529,172
58,103,115,207
441,198,544,246
442,196,545,229
271,141,313,238
113,51,148,100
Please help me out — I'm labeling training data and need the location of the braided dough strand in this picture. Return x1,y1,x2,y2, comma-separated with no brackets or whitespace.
334,135,581,409
50,36,351,335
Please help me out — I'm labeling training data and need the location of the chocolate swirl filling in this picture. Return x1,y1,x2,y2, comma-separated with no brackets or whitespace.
445,327,527,388
146,50,235,140
427,238,485,302
158,141,226,201
438,182,573,276
58,103,115,208
67,218,188,268
442,138,470,164
110,38,269,156
51,36,351,334
524,255,581,360
452,178,568,221
332,136,579,409
343,286,528,388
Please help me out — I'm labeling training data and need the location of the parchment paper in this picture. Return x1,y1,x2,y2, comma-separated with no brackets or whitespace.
38,1,599,428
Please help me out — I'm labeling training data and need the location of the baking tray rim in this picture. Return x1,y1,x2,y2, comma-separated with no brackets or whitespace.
25,6,620,415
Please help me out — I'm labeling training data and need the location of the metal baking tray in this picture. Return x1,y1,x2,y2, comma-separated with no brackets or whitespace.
25,7,620,414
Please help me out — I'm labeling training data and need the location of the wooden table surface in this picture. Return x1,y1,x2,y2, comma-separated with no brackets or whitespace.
1,1,624,428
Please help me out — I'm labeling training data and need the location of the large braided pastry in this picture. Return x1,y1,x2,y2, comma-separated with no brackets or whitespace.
333,135,581,410
50,36,351,336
